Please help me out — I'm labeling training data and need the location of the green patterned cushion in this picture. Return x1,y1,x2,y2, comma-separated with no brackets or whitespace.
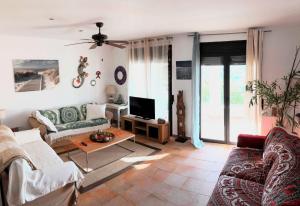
39,109,61,125
56,118,108,131
59,106,80,124
73,103,89,120
80,104,87,119
74,104,87,120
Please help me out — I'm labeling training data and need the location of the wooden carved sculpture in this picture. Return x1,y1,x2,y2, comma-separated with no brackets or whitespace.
176,90,187,142
72,56,89,88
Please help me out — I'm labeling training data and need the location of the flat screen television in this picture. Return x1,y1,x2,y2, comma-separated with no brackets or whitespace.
129,96,155,120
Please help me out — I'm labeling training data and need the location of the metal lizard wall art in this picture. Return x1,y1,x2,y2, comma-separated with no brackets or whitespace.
72,56,89,88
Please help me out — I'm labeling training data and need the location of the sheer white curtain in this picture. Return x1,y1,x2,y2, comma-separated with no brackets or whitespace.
129,38,170,120
246,28,264,134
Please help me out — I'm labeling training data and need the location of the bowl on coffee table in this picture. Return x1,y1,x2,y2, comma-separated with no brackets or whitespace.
89,131,115,143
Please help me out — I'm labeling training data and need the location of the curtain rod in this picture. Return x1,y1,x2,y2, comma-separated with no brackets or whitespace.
188,30,272,37
130,36,173,44
129,36,173,43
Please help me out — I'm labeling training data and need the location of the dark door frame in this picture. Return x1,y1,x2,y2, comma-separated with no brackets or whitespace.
168,45,173,136
199,41,246,144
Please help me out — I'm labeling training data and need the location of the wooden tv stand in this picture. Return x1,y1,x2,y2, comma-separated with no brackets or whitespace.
121,115,170,144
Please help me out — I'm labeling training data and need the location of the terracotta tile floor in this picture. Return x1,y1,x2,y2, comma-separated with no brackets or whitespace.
78,136,234,206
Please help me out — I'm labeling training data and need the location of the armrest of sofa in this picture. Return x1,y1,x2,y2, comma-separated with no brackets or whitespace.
14,128,43,145
28,117,47,138
6,159,83,206
237,134,266,149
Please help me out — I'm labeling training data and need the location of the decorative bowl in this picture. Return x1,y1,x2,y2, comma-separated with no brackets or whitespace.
89,131,115,143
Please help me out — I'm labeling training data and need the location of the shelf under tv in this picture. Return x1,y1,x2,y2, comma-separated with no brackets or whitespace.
121,115,170,144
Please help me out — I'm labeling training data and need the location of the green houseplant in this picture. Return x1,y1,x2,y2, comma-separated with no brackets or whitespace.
246,47,300,131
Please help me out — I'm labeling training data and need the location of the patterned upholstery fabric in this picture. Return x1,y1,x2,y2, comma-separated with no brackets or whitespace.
59,106,80,124
220,148,265,184
80,104,87,120
55,118,108,132
74,103,87,120
208,175,264,206
208,127,300,206
39,109,61,125
262,127,300,205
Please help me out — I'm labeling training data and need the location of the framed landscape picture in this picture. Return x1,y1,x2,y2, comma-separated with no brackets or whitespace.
176,60,192,80
13,59,60,92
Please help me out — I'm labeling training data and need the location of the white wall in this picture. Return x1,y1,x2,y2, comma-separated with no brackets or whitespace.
171,35,193,137
262,25,300,82
262,25,300,121
0,35,114,128
110,48,129,103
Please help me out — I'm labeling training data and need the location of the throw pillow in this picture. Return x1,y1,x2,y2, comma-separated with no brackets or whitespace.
74,103,88,120
80,104,87,119
34,111,58,132
14,128,42,145
60,107,80,124
262,127,300,205
38,109,61,125
86,104,106,120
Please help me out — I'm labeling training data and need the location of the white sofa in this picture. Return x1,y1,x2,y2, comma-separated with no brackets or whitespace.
0,126,83,206
28,103,112,148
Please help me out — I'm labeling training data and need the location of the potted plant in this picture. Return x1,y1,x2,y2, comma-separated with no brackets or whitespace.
246,47,300,132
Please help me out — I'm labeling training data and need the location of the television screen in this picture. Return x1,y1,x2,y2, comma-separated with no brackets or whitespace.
129,96,155,119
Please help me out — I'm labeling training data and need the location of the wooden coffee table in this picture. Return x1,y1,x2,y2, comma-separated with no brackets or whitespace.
68,127,135,172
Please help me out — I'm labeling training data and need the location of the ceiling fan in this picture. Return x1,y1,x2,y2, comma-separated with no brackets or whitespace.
65,22,129,49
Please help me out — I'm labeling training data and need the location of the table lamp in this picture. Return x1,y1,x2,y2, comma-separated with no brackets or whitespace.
0,109,6,125
105,85,117,103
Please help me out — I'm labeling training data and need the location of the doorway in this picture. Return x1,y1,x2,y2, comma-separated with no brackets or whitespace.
200,41,247,143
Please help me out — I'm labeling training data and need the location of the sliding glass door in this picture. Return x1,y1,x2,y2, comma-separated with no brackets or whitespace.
200,41,247,143
229,63,247,142
201,59,225,141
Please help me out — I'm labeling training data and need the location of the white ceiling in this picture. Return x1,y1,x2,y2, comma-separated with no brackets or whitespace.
1,0,300,41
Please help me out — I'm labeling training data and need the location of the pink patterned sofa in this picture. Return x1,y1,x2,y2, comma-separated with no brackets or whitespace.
208,127,300,206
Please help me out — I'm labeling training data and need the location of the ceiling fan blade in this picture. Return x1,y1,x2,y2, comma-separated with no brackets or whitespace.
64,42,95,46
33,18,101,29
106,40,129,44
105,42,126,49
89,43,98,49
80,38,93,41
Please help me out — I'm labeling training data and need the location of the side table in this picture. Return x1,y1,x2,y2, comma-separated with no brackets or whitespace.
106,103,128,128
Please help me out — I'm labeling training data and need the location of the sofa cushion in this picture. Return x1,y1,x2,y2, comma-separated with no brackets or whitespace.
86,104,106,120
220,148,265,184
55,118,108,132
59,106,80,124
33,111,58,132
39,109,61,125
74,103,87,120
208,175,264,206
263,127,293,174
262,127,300,205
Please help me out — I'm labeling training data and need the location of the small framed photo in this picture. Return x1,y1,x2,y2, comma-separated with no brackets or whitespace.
176,61,192,80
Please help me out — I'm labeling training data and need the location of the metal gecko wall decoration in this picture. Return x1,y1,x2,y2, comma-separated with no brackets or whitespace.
72,56,89,88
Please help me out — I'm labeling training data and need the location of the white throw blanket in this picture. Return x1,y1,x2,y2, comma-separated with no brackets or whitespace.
7,159,84,206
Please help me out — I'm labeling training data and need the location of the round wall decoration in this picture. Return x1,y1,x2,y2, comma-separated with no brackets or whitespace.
114,66,127,85
90,79,96,86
